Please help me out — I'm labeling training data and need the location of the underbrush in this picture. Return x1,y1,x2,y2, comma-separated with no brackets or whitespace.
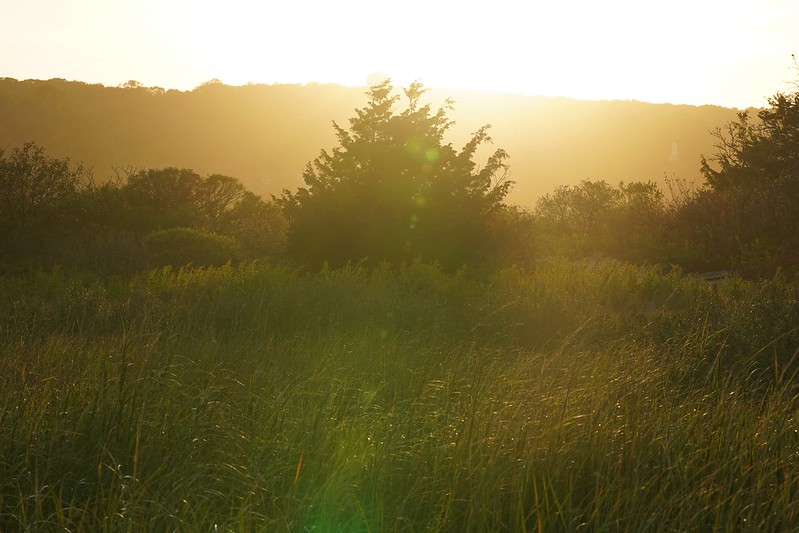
1,260,798,530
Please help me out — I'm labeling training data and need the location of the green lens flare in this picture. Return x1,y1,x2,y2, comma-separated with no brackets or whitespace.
404,138,421,154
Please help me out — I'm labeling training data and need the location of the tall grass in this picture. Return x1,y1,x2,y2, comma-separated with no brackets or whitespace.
1,260,798,530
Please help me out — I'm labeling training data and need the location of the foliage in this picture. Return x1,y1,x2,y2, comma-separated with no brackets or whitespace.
484,205,538,267
701,89,799,194
224,191,288,257
0,143,90,266
535,179,665,260
281,81,513,270
0,77,737,208
142,227,242,269
682,80,799,275
119,168,287,262
123,168,221,232
2,261,799,530
0,151,288,272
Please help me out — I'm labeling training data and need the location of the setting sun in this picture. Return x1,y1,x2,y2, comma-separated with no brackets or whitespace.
184,0,798,107
3,0,797,107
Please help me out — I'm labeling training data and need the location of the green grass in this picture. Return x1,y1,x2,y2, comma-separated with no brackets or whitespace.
1,260,799,530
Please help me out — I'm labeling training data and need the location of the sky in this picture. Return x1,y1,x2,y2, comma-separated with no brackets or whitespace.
2,0,797,108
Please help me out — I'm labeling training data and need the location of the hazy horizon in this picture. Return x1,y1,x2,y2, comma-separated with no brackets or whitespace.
0,77,742,209
0,74,761,110
3,0,797,109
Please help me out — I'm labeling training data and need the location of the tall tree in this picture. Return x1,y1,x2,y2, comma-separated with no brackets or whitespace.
281,81,512,270
693,73,799,272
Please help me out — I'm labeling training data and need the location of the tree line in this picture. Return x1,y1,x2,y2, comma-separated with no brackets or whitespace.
535,81,799,277
0,76,738,205
1,79,797,277
0,144,286,273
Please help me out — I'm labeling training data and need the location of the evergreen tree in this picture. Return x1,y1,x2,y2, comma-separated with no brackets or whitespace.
281,81,512,270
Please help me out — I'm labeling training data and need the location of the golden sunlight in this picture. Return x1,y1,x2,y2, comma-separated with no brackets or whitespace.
2,0,797,106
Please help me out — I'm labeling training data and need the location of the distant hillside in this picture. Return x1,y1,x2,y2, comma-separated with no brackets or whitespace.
0,77,743,206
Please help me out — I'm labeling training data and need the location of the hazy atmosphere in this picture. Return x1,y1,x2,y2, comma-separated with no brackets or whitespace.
3,0,798,107
3,1,799,531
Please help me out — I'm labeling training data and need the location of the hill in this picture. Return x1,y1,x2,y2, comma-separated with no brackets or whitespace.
0,77,742,206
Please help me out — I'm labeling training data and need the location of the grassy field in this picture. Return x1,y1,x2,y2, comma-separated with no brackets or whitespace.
1,260,799,531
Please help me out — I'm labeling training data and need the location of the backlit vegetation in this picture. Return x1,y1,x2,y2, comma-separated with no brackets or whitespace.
1,78,799,530
1,262,799,530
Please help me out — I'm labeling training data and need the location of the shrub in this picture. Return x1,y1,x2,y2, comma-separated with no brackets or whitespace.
143,227,242,269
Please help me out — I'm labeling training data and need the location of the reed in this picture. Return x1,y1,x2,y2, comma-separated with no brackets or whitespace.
1,260,797,530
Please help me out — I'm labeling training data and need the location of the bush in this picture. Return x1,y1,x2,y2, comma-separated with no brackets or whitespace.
143,227,242,269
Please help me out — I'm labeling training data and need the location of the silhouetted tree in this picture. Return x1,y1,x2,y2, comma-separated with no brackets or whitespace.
686,74,799,274
116,168,288,266
536,180,620,256
224,191,288,257
536,179,666,260
281,81,512,270
612,181,666,260
195,174,247,232
701,93,799,194
0,142,90,265
122,167,205,231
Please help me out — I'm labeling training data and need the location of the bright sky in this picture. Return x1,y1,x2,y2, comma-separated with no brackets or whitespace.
2,0,797,108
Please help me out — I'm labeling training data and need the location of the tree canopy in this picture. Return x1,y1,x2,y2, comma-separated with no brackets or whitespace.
535,179,665,259
281,81,513,270
0,143,288,272
0,142,90,265
701,90,799,194
688,78,799,273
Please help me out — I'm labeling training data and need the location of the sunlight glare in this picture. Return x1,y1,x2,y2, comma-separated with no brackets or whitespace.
184,0,794,106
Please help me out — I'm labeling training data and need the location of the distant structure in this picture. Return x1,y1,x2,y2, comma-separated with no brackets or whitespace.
367,72,391,88
669,141,679,161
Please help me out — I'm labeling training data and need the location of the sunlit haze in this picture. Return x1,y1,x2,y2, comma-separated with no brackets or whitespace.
2,0,797,107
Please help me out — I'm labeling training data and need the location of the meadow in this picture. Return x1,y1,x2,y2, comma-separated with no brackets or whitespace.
1,260,799,531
